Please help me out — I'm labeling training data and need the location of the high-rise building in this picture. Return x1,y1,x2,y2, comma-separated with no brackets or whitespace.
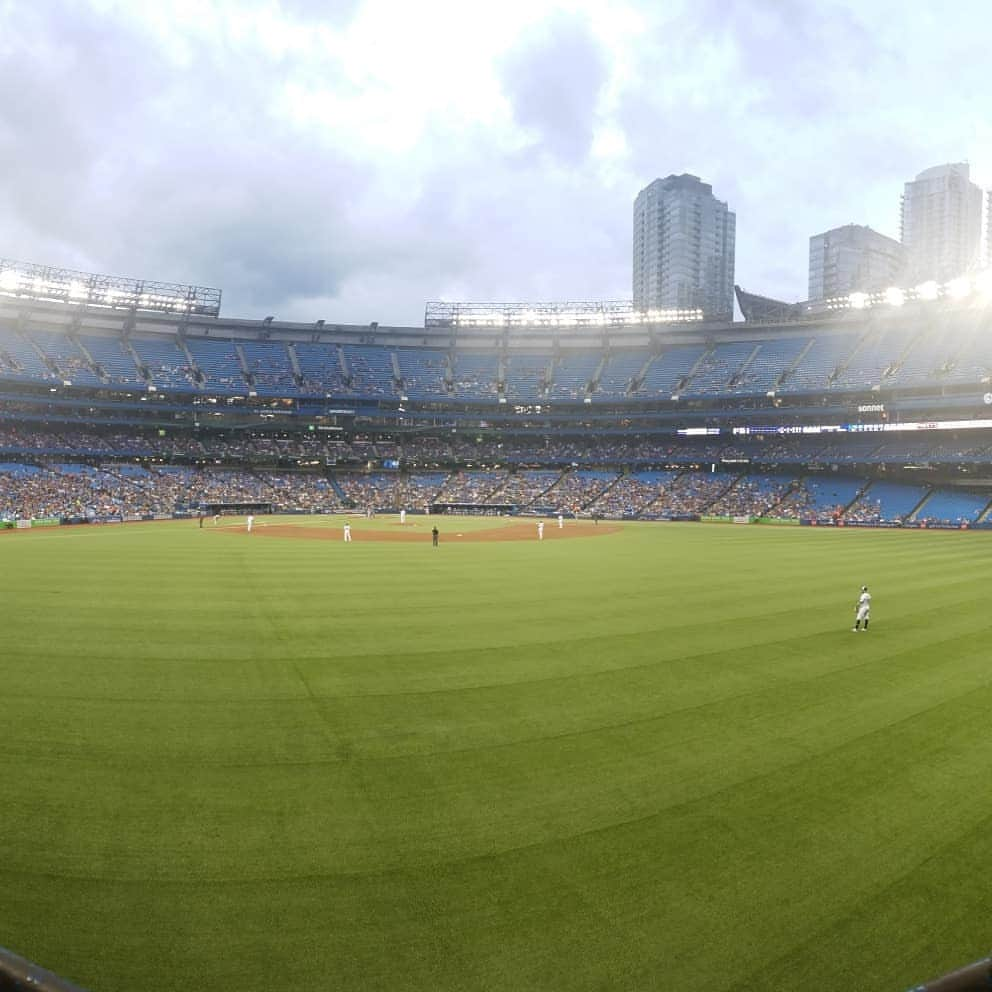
633,174,735,320
900,163,983,283
808,224,904,301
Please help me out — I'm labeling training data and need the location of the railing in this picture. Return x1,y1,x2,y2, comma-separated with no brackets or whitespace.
0,946,89,991
3,942,991,992
907,953,992,991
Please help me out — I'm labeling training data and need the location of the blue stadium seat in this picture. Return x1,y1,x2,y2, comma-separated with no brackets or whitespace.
548,353,600,401
637,346,707,397
594,351,645,400
131,336,198,391
450,353,499,399
294,343,348,394
778,332,858,393
683,342,755,396
185,338,247,393
240,341,298,395
914,488,990,524
396,348,449,398
77,334,145,386
731,337,810,394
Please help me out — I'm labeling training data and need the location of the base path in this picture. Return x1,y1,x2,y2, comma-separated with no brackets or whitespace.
242,521,621,543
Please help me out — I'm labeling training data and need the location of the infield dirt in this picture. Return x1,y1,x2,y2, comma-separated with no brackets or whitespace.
241,520,621,542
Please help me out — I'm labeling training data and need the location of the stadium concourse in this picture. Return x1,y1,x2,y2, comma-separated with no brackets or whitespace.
2,276,992,529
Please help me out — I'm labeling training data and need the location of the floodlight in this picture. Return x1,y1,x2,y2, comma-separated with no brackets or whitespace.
884,287,905,307
0,270,19,290
915,280,939,301
974,269,992,302
849,292,869,309
946,276,971,299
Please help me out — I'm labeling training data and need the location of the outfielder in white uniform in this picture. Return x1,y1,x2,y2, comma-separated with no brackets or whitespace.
400,509,406,525
343,523,352,542
557,514,564,529
537,520,544,540
247,513,254,533
852,586,871,631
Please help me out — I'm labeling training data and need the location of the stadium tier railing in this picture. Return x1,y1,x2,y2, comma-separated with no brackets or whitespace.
906,953,992,991
0,945,89,991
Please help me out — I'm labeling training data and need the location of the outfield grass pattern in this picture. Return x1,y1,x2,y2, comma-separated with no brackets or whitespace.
3,517,992,991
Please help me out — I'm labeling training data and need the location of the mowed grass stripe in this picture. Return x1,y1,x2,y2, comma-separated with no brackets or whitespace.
3,519,992,991
4,681,990,992
5,562,982,697
5,609,991,769
5,631,991,885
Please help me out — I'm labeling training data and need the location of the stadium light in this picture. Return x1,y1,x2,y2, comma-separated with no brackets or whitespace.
915,280,939,301
0,257,221,316
945,276,971,299
974,269,992,303
884,287,905,307
849,292,869,309
427,300,704,330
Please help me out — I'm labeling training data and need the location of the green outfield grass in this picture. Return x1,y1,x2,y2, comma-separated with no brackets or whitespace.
4,516,992,992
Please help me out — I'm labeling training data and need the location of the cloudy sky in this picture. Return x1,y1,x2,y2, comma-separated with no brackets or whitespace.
1,0,988,324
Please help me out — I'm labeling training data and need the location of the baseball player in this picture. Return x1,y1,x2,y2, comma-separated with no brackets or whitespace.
852,585,871,631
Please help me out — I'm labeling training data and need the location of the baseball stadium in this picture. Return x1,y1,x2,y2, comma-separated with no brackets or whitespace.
4,259,992,991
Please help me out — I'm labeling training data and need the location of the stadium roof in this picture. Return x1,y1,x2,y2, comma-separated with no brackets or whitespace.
734,286,806,324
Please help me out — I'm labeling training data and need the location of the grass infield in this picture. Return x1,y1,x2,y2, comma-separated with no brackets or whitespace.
3,515,992,991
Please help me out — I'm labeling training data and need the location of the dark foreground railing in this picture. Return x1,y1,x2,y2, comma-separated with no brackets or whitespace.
4,942,991,992
907,954,992,991
0,946,89,992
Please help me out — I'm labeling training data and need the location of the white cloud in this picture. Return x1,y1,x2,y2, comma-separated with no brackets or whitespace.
1,0,988,322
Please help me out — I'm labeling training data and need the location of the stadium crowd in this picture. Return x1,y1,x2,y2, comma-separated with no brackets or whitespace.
1,459,987,527
1,422,989,527
4,424,992,475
